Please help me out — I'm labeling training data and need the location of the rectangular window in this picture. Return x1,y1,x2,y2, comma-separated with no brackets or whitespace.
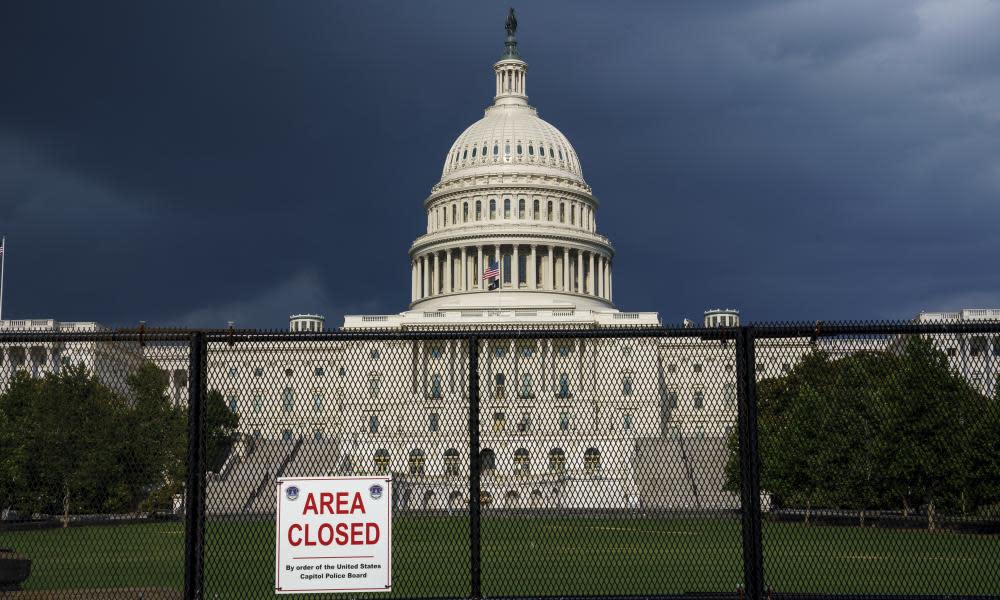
253,394,262,412
369,375,380,398
518,198,525,219
282,429,293,441
557,373,570,398
519,373,533,398
253,367,263,377
313,394,323,412
228,367,237,378
504,198,511,218
622,374,633,397
517,412,531,434
314,429,324,441
693,363,702,373
503,254,511,284
368,414,380,434
227,396,237,412
314,366,325,377
667,389,678,408
623,412,633,431
429,412,440,433
430,374,442,398
282,388,294,412
493,412,506,433
667,363,677,373
558,410,570,432
694,390,704,409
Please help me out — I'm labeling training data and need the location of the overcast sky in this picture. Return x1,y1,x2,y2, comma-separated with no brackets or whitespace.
1,1,998,328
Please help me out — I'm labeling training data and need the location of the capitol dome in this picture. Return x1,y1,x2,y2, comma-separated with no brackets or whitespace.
441,106,586,185
407,11,617,313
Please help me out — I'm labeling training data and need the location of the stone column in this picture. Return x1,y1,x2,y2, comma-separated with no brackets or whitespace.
562,247,570,291
495,244,501,285
588,252,595,295
548,246,556,290
529,245,537,290
608,260,615,302
477,245,483,289
443,249,452,294
512,245,520,288
421,255,428,299
432,251,439,296
602,256,609,300
576,250,583,294
461,246,468,292
411,260,417,301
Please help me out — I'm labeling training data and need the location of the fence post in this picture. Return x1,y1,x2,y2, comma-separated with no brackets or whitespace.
184,332,207,600
467,336,482,600
736,326,764,600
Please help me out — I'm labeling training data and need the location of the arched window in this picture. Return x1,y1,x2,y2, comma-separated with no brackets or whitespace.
463,202,469,222
452,204,457,225
429,374,442,398
519,373,533,398
539,144,545,158
516,143,522,155
547,201,553,221
480,448,496,473
493,144,499,156
408,449,426,475
584,448,601,473
503,198,510,219
494,372,506,399
548,448,566,473
571,205,576,225
559,203,566,223
533,200,540,219
374,449,389,474
444,448,460,476
489,199,496,219
476,200,482,220
504,143,510,155
518,198,525,219
514,448,530,475
528,144,534,156
369,414,380,433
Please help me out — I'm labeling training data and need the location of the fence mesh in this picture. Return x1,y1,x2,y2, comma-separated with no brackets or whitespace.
2,323,999,599
0,333,191,599
202,337,471,599
752,330,1000,596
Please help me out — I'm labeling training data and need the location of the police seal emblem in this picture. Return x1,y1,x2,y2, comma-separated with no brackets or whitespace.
285,485,299,501
369,484,384,500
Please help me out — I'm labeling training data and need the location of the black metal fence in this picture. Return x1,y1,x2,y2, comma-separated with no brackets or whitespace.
1,321,999,599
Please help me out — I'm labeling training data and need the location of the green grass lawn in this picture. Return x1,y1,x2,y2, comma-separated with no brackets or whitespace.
2,515,999,598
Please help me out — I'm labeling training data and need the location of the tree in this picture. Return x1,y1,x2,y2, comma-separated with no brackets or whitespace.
205,389,240,473
730,339,1000,530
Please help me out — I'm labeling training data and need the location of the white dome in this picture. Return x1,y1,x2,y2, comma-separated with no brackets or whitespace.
440,104,585,184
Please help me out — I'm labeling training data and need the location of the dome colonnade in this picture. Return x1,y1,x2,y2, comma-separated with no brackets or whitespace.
408,17,614,311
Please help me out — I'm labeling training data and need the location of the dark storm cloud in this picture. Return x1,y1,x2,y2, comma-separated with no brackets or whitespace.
0,1,998,327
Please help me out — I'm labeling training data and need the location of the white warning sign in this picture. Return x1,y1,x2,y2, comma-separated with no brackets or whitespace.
275,476,392,594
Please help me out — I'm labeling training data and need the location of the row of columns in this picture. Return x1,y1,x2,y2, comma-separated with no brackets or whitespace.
496,65,525,97
411,244,612,303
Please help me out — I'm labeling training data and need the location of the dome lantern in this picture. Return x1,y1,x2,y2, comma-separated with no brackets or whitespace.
493,8,528,106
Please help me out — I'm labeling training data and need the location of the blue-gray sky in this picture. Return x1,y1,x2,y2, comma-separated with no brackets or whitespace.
1,1,998,327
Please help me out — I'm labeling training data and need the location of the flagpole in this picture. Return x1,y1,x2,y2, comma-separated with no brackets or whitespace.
0,236,5,321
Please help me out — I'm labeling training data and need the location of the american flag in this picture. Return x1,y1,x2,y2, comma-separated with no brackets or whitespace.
482,260,499,281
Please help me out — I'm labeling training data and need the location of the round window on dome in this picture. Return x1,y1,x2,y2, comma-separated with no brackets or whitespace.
549,147,555,158
558,148,563,160
493,144,499,156
463,149,468,160
482,145,487,157
516,144,522,155
472,147,476,158
528,145,534,156
539,144,545,157
505,143,510,155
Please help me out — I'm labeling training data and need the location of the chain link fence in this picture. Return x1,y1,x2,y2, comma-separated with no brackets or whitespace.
1,322,998,599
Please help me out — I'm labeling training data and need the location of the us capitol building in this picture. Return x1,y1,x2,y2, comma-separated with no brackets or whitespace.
2,15,999,513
